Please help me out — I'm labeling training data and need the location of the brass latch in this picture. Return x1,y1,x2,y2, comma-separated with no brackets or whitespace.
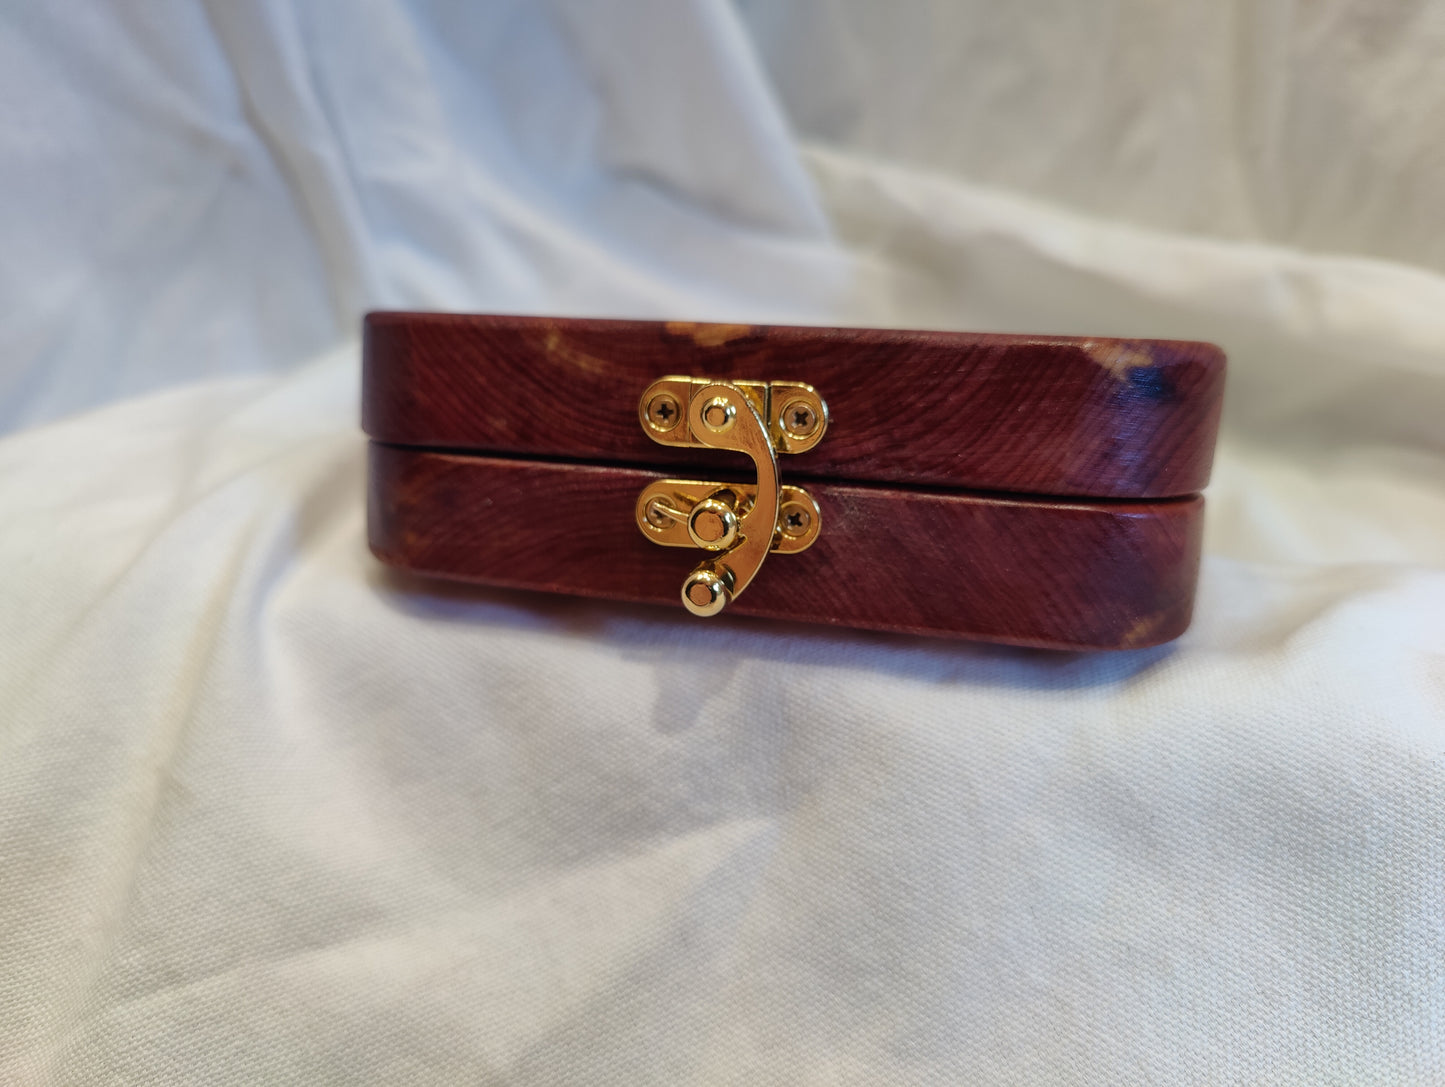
636,376,828,617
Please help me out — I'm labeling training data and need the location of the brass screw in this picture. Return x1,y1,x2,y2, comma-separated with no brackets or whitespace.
780,398,819,438
779,501,812,538
646,392,682,431
702,395,736,432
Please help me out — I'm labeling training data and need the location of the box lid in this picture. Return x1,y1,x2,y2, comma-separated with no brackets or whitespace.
362,313,1225,499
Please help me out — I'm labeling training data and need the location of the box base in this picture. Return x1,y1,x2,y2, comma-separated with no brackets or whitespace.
368,444,1203,651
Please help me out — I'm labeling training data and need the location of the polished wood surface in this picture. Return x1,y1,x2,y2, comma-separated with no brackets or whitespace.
369,445,1204,650
363,313,1225,499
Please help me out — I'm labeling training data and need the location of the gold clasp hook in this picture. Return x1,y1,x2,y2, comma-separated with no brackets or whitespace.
636,376,827,616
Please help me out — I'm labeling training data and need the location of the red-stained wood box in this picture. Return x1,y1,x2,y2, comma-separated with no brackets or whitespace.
362,313,1225,649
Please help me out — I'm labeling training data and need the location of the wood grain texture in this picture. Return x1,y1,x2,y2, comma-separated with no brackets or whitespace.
369,444,1204,650
362,312,1225,499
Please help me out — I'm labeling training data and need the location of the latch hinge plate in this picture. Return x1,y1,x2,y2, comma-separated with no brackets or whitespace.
639,376,827,454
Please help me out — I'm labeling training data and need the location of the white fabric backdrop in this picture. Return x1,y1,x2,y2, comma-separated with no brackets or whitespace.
2,1,1443,1082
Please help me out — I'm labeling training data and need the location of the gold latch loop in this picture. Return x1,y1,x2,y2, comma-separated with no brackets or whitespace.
636,377,826,617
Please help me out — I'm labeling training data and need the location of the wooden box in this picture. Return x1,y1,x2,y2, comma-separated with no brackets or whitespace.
363,314,1225,649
